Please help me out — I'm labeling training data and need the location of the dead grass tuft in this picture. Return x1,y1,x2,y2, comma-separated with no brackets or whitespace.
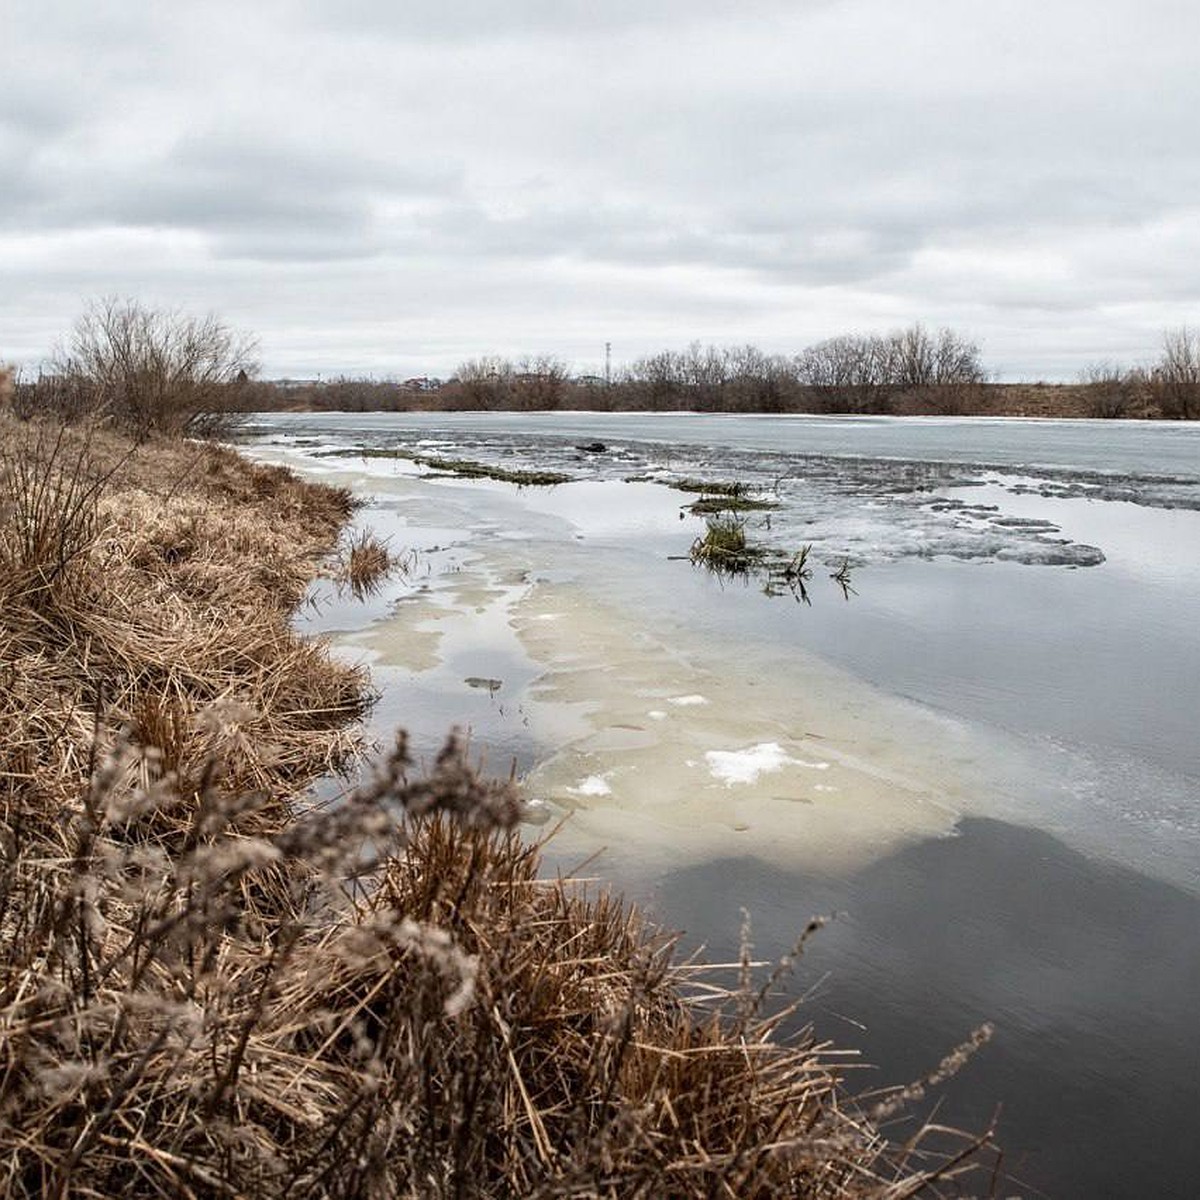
336,528,397,600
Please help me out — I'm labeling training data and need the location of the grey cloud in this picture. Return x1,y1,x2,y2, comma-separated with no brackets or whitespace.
1,118,465,261
4,0,1200,378
302,0,814,42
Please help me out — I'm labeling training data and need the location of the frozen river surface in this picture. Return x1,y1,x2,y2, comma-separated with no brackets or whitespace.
246,411,1200,1199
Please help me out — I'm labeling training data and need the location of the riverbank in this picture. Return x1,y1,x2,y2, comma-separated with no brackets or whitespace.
0,413,995,1197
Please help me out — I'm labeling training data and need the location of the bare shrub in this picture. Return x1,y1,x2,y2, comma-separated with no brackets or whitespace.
1079,362,1142,419
53,297,259,438
337,527,397,599
1150,326,1200,419
513,354,572,410
454,356,515,409
0,422,124,607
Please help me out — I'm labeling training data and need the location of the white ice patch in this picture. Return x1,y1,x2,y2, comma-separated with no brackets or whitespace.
668,694,709,707
568,774,613,797
703,743,832,786
706,743,792,786
647,710,667,721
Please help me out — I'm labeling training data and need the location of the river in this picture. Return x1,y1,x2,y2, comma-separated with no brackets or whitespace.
245,411,1200,1199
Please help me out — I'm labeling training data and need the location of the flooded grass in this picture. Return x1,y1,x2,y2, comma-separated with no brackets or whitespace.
322,446,572,487
689,514,764,574
689,512,854,605
688,493,779,515
339,526,397,598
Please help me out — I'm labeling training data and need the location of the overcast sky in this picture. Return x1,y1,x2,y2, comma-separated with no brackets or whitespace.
4,0,1199,380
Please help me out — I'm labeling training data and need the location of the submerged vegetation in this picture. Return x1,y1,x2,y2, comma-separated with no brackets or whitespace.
322,446,572,487
689,509,856,606
337,526,399,599
689,514,763,574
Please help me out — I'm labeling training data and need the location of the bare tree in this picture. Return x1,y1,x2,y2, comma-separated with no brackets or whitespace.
624,349,689,408
1152,326,1200,419
54,298,258,438
794,334,891,410
513,355,571,410
453,356,514,409
681,342,728,410
884,324,985,389
1079,361,1141,419
722,344,795,412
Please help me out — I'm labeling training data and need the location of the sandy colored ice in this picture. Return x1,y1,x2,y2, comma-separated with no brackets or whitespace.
512,579,973,875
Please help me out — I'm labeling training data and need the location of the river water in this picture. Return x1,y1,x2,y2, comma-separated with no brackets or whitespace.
245,412,1200,1199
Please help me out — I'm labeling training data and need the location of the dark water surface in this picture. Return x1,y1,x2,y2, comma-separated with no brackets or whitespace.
248,412,1200,1198
647,819,1200,1199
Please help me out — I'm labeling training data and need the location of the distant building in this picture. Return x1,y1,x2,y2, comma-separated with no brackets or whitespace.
271,378,321,390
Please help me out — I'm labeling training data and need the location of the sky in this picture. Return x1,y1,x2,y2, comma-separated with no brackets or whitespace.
3,0,1199,381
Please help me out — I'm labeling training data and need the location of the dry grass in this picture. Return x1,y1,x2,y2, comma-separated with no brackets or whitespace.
336,528,397,600
0,412,998,1197
0,410,365,846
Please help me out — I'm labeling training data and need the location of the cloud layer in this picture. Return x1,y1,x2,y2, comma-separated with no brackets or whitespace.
4,0,1199,378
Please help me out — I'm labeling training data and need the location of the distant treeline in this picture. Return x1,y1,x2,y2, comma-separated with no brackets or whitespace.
255,326,994,416
7,303,1199,428
247,325,1200,420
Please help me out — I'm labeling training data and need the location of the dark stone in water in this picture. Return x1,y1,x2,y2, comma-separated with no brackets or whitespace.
464,676,503,693
576,441,608,454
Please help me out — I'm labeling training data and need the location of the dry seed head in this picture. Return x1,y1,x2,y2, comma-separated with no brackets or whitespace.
33,1059,110,1099
196,698,259,735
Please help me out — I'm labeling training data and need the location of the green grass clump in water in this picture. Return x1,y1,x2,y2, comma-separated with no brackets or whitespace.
621,476,778,515
690,515,763,574
667,477,751,497
321,447,571,486
688,494,778,516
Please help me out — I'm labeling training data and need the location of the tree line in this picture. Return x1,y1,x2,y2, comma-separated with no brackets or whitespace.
5,299,1200,429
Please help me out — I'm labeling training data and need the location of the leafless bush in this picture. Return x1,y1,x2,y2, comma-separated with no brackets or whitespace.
0,421,127,608
512,354,572,410
1150,326,1200,419
453,356,515,409
1078,362,1144,419
53,297,258,439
